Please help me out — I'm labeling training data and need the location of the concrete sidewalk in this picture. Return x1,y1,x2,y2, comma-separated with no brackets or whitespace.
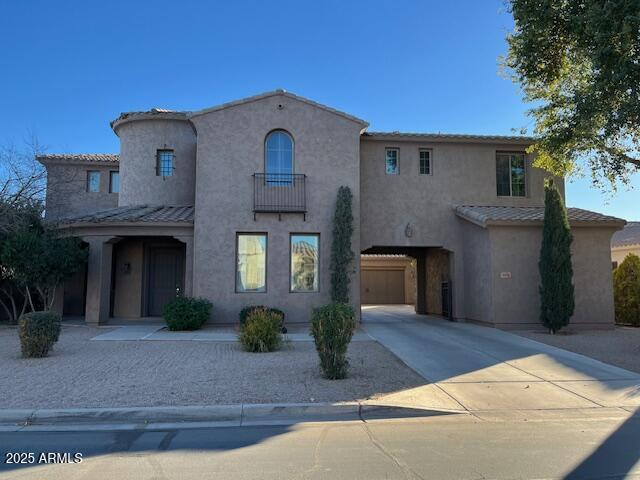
362,305,640,411
0,402,457,432
91,325,373,342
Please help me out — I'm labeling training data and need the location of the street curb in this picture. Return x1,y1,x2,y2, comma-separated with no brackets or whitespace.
0,403,457,431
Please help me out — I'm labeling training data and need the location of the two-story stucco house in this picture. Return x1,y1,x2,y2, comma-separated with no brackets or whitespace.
38,90,625,329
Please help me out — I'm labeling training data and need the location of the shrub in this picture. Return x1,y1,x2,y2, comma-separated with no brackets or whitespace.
239,305,285,328
614,254,640,326
163,297,212,331
238,308,283,352
18,311,61,358
310,303,356,379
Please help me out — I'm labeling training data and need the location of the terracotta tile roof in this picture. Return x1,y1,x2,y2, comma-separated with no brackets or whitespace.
111,108,189,130
59,205,194,225
455,205,625,228
612,221,640,247
37,153,119,163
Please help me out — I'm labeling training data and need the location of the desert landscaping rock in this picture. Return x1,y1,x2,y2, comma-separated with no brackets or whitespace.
517,326,640,374
0,325,424,409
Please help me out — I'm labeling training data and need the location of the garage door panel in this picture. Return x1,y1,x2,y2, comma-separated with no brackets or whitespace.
362,269,405,304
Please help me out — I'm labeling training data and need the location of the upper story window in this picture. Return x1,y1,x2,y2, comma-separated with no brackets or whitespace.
419,149,432,175
109,171,119,193
86,171,100,193
385,148,399,175
496,152,526,197
156,149,174,177
265,130,293,182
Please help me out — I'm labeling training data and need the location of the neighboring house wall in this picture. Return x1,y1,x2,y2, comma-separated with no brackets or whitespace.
44,163,118,220
115,118,196,207
359,138,561,319
190,95,363,323
612,245,640,266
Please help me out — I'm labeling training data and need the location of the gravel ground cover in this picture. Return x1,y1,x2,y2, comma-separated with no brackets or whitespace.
517,326,640,374
0,324,424,409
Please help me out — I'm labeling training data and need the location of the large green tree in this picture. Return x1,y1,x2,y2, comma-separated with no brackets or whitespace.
539,180,575,333
2,226,87,312
506,0,640,187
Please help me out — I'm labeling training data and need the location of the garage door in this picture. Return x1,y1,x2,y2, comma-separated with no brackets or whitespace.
361,269,405,304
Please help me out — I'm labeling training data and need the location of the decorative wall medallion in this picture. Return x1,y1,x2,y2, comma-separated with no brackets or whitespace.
405,222,413,238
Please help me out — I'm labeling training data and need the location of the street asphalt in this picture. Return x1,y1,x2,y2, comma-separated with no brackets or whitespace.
1,410,639,479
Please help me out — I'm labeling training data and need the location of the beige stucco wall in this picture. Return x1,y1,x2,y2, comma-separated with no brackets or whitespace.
360,256,416,304
612,245,640,266
488,225,617,330
425,248,451,315
191,94,363,323
44,163,118,220
359,138,560,319
112,238,144,318
116,119,196,207
460,221,494,322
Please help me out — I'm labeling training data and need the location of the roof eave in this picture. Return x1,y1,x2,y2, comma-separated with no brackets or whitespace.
362,132,534,145
188,90,369,127
56,221,193,229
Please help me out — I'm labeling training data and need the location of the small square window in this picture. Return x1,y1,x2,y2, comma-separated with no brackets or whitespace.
419,150,431,175
86,171,100,193
157,150,174,177
385,149,399,175
109,171,119,193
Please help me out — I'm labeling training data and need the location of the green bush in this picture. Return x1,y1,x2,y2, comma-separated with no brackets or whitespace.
238,308,282,352
239,305,285,328
614,254,640,326
310,303,356,379
163,297,212,331
18,311,61,358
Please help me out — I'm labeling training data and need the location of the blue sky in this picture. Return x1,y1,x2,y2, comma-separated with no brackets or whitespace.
1,0,637,219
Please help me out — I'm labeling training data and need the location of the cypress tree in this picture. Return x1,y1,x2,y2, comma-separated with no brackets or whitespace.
539,179,574,333
330,186,355,303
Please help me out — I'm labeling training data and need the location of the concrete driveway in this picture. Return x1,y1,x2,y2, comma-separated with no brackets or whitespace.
362,305,640,412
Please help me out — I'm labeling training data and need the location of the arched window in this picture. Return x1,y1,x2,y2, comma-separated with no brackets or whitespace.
265,130,293,181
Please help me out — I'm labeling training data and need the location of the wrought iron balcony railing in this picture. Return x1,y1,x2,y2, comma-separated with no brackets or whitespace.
253,173,307,220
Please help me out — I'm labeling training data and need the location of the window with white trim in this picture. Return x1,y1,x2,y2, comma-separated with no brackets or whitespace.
385,148,399,175
496,153,526,197
419,149,431,175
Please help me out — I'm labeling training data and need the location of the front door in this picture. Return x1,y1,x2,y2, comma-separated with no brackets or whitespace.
147,247,184,316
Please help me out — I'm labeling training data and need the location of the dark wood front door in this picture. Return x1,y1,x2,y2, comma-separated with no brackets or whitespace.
147,247,184,316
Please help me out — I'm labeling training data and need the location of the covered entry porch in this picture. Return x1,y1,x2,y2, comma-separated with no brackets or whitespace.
56,206,194,324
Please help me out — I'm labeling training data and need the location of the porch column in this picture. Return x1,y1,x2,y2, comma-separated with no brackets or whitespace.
84,236,115,325
174,236,194,297
415,252,427,314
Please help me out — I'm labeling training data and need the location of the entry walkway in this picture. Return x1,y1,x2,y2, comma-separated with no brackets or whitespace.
91,324,373,342
362,305,640,412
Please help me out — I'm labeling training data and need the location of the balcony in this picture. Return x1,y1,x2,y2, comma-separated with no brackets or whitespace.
253,173,307,220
